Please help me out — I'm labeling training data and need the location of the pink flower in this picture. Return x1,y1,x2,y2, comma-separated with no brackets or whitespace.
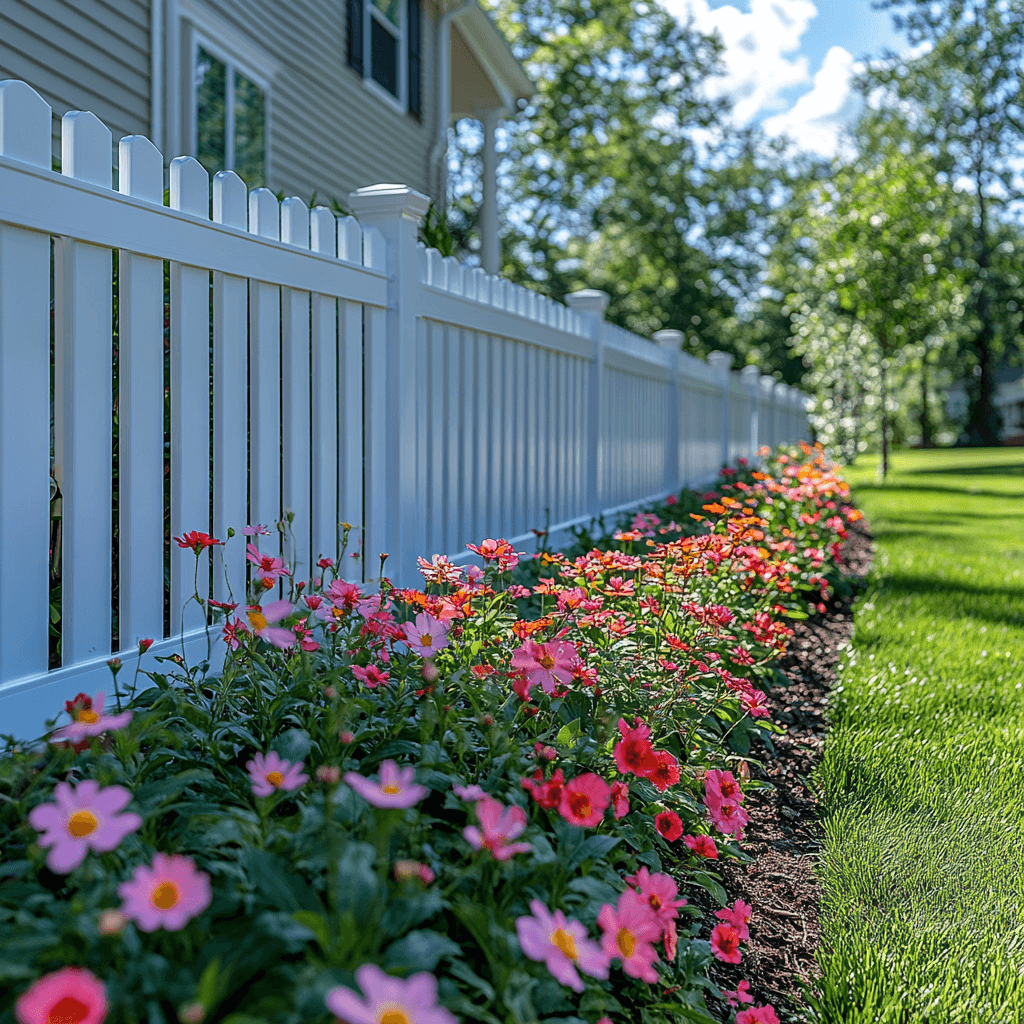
394,860,435,885
222,618,245,650
623,867,686,927
510,641,577,694
344,760,428,808
245,542,292,582
610,781,630,819
704,769,743,811
240,599,296,649
708,799,749,839
246,750,309,797
242,524,270,536
515,899,609,992
352,663,391,689
736,1006,780,1024
402,612,451,657
464,795,533,861
453,783,486,801
613,718,656,777
15,967,107,1024
118,853,212,932
723,979,755,1008
597,890,662,982
716,899,753,942
683,834,718,858
654,811,683,842
355,593,389,618
28,780,142,874
709,922,742,963
558,773,611,828
325,963,456,1024
51,692,132,745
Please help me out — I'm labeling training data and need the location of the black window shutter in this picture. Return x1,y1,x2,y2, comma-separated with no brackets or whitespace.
407,0,421,119
347,0,364,74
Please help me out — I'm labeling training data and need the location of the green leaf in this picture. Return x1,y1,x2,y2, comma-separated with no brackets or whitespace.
245,849,321,913
383,930,461,973
292,910,333,953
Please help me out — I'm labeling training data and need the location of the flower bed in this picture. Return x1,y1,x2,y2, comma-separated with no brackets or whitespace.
0,443,859,1024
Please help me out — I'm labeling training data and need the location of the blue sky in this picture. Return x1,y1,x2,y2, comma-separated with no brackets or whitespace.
662,0,911,154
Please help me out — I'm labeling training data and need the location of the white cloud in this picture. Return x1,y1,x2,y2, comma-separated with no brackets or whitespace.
763,45,856,154
662,0,819,123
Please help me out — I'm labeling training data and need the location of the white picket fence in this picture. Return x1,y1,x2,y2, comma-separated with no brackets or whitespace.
0,79,810,739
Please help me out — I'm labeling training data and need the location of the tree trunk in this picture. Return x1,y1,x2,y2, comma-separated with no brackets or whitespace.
880,359,889,479
969,164,1001,446
920,353,932,448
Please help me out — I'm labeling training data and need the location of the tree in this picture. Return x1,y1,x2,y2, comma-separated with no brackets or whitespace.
858,0,1024,444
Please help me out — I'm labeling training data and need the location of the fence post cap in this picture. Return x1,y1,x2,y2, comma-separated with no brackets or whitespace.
652,329,684,349
740,363,761,380
707,350,733,374
564,289,610,314
760,374,776,391
347,183,431,224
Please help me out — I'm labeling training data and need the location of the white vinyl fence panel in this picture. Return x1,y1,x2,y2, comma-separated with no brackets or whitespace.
0,79,812,740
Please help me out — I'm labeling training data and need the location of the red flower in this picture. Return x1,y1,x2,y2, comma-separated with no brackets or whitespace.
138,638,154,654
613,718,657,777
610,781,630,819
173,531,223,555
683,834,718,859
654,810,683,842
710,922,742,964
648,751,680,792
522,768,565,810
558,773,611,828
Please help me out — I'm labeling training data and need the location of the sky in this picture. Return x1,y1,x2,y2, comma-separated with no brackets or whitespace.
661,0,910,155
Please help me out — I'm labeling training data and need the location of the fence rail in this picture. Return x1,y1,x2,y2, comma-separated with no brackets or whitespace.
0,79,811,740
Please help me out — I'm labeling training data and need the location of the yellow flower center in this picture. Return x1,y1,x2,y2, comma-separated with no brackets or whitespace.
379,1010,411,1024
551,927,577,960
538,655,555,670
382,783,401,795
78,710,99,724
247,609,268,632
66,810,99,838
618,928,636,959
152,882,180,910
266,771,284,787
420,634,434,647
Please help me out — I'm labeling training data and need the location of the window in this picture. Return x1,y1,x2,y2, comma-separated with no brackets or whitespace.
347,0,421,119
192,43,266,187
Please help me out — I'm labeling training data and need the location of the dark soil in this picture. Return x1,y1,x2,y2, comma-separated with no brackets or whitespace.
704,522,874,1021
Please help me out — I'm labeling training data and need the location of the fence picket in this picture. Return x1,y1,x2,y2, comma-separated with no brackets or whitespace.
0,81,51,681
117,136,166,649
54,111,113,663
211,171,249,609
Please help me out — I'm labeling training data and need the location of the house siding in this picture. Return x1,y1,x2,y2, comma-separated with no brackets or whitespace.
189,0,437,205
1,0,438,202
0,0,151,164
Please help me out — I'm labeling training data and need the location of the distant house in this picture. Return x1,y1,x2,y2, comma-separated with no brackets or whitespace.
0,0,531,271
946,366,1024,444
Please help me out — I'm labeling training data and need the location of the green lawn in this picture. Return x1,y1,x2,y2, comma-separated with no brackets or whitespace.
809,448,1024,1023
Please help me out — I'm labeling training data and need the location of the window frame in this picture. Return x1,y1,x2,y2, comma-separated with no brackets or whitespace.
188,30,271,186
362,0,407,114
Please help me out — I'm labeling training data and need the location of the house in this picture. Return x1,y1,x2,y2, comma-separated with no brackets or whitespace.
0,0,531,271
945,366,1024,444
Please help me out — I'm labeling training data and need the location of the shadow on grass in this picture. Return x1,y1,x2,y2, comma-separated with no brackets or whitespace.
900,460,1024,478
873,573,1024,628
854,481,1024,501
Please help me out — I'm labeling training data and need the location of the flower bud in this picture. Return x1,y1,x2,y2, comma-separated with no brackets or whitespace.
98,909,128,936
316,765,341,785
339,730,355,745
178,1004,206,1024
139,638,154,654
421,661,439,683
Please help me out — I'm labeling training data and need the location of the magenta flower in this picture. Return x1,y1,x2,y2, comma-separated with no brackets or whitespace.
325,963,456,1024
118,852,212,932
464,795,533,861
715,899,753,942
558,773,611,828
242,524,270,536
452,783,486,801
28,780,142,874
352,663,391,689
344,760,428,808
723,979,755,1008
624,867,687,928
402,611,450,657
515,899,609,992
245,543,292,582
709,922,743,964
51,692,132,745
736,1006,780,1024
15,966,108,1024
246,750,309,798
241,599,296,649
597,890,662,982
510,641,577,694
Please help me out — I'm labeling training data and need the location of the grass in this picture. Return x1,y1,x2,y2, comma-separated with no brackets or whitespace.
808,448,1024,1023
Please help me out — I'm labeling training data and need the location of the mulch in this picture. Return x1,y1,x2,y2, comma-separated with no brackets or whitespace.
701,521,874,1021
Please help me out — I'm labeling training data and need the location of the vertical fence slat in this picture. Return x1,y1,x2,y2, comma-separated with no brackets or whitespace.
0,81,51,681
361,224,386,584
309,206,338,569
169,156,212,633
118,136,165,650
212,170,249,608
54,111,113,663
428,321,445,557
281,197,312,585
338,216,364,579
248,188,281,544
